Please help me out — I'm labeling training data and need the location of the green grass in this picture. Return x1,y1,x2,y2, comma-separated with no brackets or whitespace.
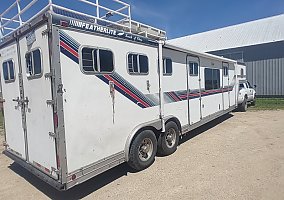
249,98,284,111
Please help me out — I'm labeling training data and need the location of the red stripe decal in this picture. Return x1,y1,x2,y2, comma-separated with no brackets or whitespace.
60,41,79,58
104,75,150,108
169,92,180,102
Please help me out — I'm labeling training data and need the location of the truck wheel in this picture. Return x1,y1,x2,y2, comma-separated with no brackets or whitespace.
251,98,256,106
128,130,157,171
239,98,248,112
157,121,180,156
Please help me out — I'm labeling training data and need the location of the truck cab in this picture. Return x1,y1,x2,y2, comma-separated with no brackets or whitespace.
238,80,256,111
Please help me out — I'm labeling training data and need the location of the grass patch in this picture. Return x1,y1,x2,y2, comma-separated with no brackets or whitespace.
249,98,284,110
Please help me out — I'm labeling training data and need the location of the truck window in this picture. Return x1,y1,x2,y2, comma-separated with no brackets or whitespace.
205,68,220,90
189,62,198,76
81,47,114,73
2,60,15,82
163,58,172,76
128,53,149,75
25,49,42,78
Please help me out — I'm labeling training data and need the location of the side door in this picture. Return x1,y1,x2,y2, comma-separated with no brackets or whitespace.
246,82,254,101
222,62,230,109
18,24,58,178
187,55,201,125
0,43,27,160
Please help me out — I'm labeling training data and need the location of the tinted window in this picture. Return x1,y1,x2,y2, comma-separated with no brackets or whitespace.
26,49,42,77
223,66,228,76
205,68,213,90
3,62,9,81
205,68,220,90
33,49,42,75
82,48,97,72
128,53,148,75
26,53,33,75
247,81,252,88
2,60,15,82
239,83,245,89
213,69,220,89
81,47,113,73
139,55,148,74
99,49,114,72
189,62,198,76
128,54,138,73
163,58,172,75
8,60,15,80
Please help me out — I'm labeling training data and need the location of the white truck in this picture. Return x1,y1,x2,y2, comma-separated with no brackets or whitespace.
1,0,245,190
236,63,256,111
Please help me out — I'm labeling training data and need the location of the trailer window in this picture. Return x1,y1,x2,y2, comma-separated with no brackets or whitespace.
2,60,15,82
26,49,42,78
128,53,149,75
205,68,220,90
81,47,113,73
189,62,198,76
163,58,172,76
223,66,228,76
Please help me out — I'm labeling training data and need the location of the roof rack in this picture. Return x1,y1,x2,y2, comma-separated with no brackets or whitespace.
0,0,166,42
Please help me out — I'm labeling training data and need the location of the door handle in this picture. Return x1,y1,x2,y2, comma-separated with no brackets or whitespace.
147,80,151,93
12,97,19,102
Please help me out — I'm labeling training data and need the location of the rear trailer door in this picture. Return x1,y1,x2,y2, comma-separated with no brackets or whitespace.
18,24,58,179
0,43,27,160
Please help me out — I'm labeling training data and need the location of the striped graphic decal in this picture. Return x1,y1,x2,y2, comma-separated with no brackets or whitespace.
59,30,234,109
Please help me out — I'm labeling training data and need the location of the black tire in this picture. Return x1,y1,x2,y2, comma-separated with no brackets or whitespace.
128,130,157,171
251,98,256,106
157,121,180,156
239,98,248,112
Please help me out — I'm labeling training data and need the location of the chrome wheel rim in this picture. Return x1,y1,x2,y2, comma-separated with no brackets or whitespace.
138,138,154,162
165,128,177,148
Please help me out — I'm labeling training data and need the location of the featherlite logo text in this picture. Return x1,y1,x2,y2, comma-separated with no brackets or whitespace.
69,20,117,36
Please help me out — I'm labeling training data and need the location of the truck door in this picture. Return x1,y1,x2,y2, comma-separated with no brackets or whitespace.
187,55,201,125
0,43,27,160
18,24,58,179
222,62,230,109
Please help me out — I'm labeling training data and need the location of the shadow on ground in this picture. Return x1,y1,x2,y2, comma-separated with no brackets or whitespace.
8,113,234,199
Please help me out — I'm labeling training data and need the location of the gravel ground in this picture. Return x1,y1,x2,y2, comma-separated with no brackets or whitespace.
0,110,284,200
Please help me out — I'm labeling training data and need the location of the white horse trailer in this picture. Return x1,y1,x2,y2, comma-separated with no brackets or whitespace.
0,0,241,190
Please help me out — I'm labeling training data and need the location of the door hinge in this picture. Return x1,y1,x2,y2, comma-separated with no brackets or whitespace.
44,71,54,79
42,27,51,36
49,132,58,138
3,141,9,147
46,100,55,105
51,167,60,175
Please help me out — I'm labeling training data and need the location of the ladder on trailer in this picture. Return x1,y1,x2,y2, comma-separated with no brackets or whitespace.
0,0,166,43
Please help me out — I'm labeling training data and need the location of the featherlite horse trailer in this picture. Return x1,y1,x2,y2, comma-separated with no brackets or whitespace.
0,0,241,190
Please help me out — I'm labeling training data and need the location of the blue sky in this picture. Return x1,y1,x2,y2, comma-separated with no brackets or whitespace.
1,0,284,39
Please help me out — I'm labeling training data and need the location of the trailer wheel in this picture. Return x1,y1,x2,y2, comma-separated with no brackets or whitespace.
239,98,248,112
157,121,180,156
128,130,157,171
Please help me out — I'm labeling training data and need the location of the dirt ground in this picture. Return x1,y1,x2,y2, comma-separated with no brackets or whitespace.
0,110,284,200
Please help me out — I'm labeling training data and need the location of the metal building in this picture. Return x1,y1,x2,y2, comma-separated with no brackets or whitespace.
169,14,284,97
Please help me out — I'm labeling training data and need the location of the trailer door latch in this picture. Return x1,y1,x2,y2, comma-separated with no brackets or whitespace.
49,132,58,138
46,100,55,105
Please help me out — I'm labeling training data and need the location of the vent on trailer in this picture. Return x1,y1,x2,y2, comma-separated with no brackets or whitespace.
0,0,166,43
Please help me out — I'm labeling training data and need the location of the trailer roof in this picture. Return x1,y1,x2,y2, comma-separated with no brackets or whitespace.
164,42,237,63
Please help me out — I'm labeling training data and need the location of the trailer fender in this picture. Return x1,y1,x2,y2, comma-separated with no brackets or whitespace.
124,116,180,161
